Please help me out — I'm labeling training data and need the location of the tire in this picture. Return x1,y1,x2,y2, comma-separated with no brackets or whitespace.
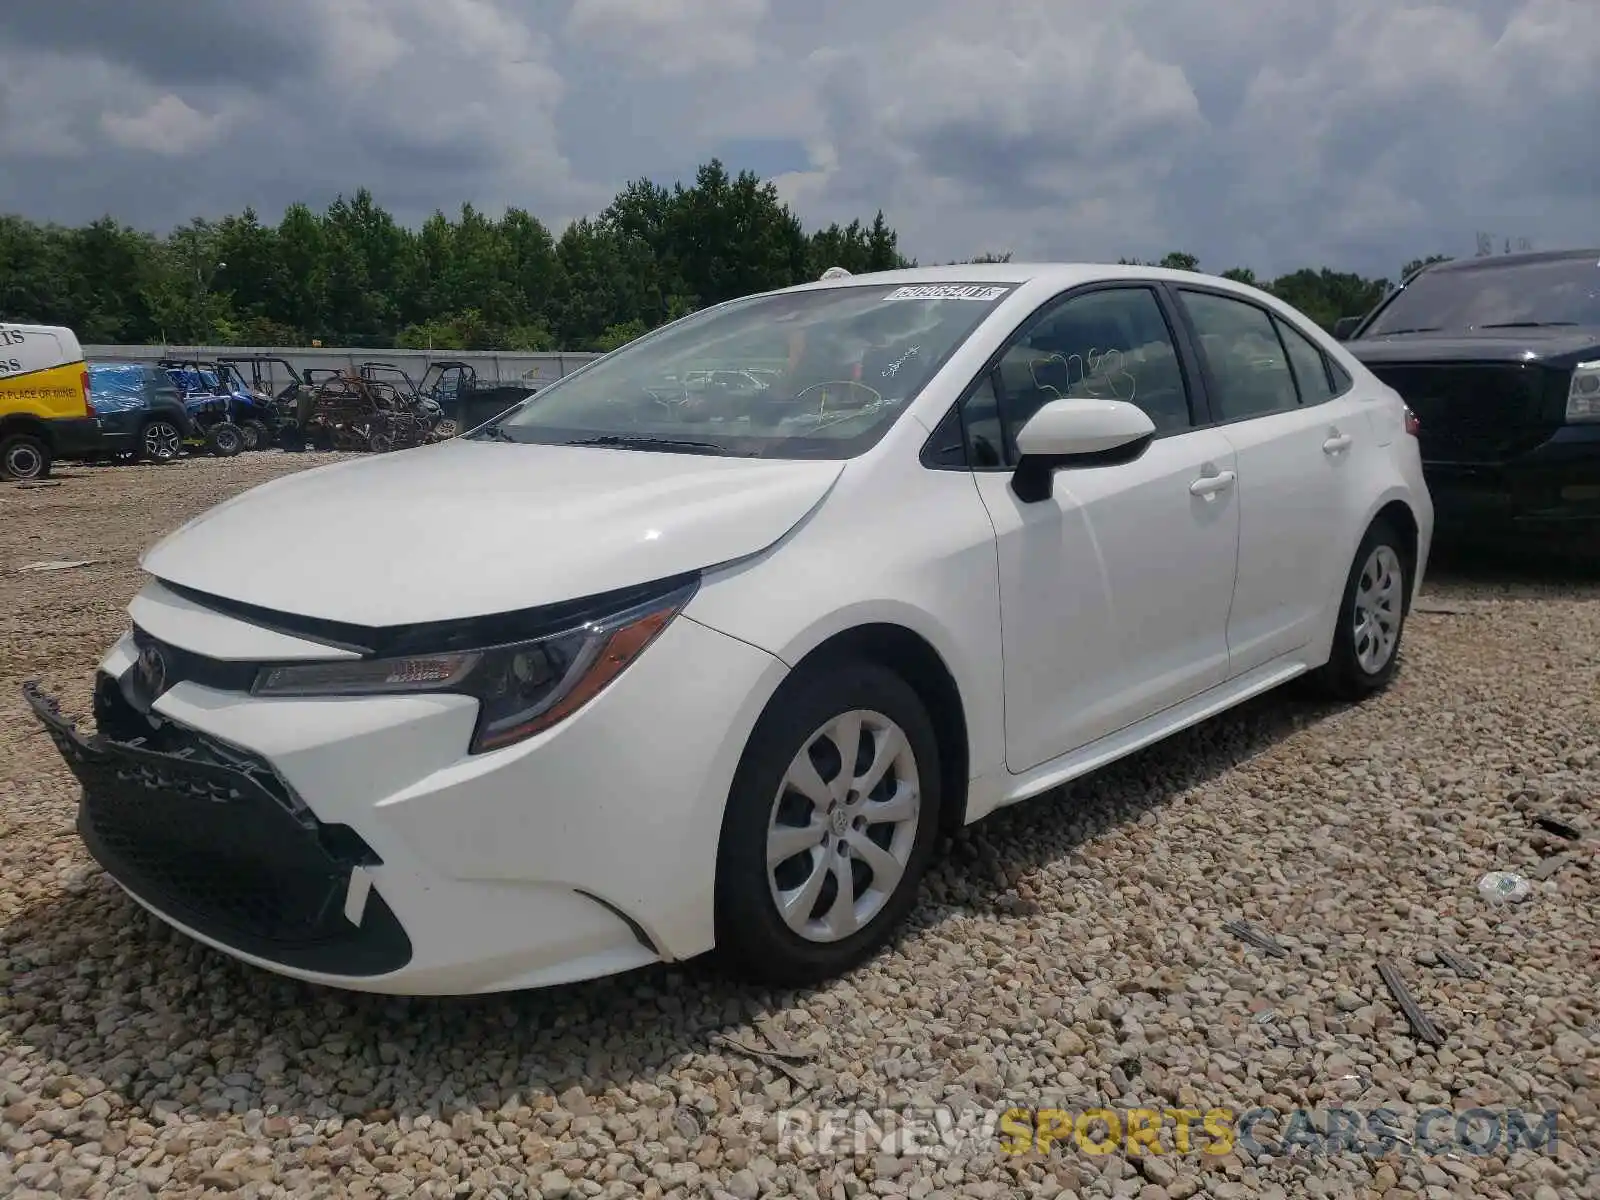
207,422,244,458
714,660,942,987
241,419,270,451
137,419,184,464
1,434,52,481
1311,517,1410,701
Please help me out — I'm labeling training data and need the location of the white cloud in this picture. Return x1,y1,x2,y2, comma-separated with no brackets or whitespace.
102,94,228,156
564,0,768,75
0,0,1595,278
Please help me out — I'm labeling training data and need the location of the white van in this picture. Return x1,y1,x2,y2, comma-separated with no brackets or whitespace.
0,322,102,480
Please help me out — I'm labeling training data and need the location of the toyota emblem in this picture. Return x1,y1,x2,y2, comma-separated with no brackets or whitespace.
136,641,168,699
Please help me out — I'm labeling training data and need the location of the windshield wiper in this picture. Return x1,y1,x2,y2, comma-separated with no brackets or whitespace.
562,435,756,456
1372,326,1441,336
1476,321,1577,329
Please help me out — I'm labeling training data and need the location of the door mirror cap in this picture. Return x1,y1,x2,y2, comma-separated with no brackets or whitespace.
1015,398,1156,458
1010,399,1156,504
1332,316,1362,341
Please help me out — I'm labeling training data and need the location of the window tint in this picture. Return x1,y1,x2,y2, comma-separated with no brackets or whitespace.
960,286,1192,467
1272,314,1336,404
1179,290,1299,421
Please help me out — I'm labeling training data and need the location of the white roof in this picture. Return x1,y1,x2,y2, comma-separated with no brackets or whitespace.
781,260,1281,307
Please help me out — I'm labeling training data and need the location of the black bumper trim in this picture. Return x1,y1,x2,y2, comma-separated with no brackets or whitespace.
25,680,413,978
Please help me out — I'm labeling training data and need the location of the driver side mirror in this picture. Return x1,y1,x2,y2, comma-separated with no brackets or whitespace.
1332,316,1362,341
1010,399,1156,504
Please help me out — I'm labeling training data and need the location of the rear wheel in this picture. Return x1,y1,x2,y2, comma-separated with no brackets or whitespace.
1311,517,1410,700
714,660,941,986
241,419,270,451
137,419,184,464
1,434,51,481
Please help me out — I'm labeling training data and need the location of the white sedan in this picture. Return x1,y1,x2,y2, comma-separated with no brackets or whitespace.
28,263,1433,995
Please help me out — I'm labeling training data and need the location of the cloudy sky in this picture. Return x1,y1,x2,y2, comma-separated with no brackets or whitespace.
1,0,1595,279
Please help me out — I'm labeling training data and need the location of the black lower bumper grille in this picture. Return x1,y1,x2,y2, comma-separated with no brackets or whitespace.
1366,361,1563,463
25,679,412,978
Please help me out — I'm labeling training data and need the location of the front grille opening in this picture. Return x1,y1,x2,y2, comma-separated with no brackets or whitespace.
93,671,307,820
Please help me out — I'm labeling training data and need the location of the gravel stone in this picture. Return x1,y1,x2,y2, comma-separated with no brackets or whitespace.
2,455,1598,1199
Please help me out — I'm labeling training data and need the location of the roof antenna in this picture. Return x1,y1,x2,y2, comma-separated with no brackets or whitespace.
819,266,852,281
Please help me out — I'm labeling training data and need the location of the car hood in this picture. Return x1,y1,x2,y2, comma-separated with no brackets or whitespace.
1347,328,1600,367
140,439,845,626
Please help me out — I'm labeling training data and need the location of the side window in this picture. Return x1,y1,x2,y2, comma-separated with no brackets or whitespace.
961,376,1006,467
1272,314,1336,405
959,286,1193,466
1327,356,1354,396
1178,290,1299,421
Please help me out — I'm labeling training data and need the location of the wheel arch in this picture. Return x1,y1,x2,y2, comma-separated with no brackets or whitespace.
0,413,54,447
785,622,972,841
1369,496,1421,612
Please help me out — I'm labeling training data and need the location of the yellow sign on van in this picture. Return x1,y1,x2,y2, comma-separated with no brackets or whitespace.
0,323,101,481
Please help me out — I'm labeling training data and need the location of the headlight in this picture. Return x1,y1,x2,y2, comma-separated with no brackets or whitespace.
1568,361,1600,423
251,578,697,753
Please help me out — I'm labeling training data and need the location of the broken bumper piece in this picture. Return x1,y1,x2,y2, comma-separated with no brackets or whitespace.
24,680,413,978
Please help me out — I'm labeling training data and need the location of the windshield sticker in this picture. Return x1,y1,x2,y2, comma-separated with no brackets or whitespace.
886,284,1009,302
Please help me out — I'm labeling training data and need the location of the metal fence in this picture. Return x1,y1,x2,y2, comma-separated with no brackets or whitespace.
82,345,602,392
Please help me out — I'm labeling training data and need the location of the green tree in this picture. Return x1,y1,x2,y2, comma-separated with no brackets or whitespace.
1399,254,1452,281
0,164,1455,349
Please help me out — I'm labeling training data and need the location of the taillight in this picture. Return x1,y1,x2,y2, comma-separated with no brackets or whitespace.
1403,405,1420,437
82,369,94,417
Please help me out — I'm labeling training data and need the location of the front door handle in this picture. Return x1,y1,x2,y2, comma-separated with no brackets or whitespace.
1189,470,1237,498
1323,431,1353,454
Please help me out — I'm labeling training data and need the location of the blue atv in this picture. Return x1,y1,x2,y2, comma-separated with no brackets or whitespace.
159,359,282,454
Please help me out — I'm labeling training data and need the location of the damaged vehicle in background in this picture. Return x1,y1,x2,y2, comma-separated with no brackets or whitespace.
1334,248,1600,554
27,263,1432,996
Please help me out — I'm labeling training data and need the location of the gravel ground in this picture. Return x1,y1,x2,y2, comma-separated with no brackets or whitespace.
1,454,1596,1200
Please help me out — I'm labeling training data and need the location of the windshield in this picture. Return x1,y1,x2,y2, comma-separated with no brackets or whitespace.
1363,256,1600,336
474,282,1016,458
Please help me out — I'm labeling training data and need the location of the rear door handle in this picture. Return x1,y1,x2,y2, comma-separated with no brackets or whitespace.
1323,432,1353,454
1189,470,1237,498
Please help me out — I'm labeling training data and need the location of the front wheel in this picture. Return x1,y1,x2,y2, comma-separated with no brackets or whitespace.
1311,518,1410,700
206,421,244,457
714,660,941,987
240,419,270,451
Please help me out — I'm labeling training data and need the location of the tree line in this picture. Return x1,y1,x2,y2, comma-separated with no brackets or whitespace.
0,158,1451,353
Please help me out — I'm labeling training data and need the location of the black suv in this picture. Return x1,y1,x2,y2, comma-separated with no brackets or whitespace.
82,361,195,464
1335,249,1600,551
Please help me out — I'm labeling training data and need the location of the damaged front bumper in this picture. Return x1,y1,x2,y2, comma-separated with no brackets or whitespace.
23,589,788,994
25,677,413,977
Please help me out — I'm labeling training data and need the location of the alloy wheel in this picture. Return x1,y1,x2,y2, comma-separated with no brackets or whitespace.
144,421,182,461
